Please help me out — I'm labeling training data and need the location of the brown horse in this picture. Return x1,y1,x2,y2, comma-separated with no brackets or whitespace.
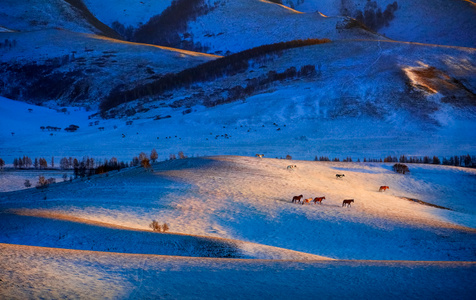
313,196,325,204
302,198,313,205
379,186,389,192
292,195,303,203
342,199,354,207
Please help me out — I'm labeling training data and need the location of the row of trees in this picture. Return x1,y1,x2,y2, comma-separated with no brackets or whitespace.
0,38,17,49
313,154,475,168
203,65,317,107
13,156,51,169
100,38,331,114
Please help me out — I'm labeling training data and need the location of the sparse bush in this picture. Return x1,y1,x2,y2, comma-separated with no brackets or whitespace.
149,221,170,232
178,151,187,159
149,220,162,232
393,163,410,174
24,180,31,188
141,157,151,169
0,158,5,170
36,176,48,188
150,149,158,162
131,156,140,167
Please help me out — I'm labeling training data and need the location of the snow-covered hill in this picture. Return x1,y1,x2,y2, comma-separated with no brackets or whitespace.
89,40,476,158
0,0,119,38
122,39,476,120
82,0,173,28
0,29,217,106
282,0,476,48
1,155,475,297
1,155,475,261
2,243,475,299
133,0,380,54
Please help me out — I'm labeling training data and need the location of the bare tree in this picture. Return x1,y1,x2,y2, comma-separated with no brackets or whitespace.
150,149,158,162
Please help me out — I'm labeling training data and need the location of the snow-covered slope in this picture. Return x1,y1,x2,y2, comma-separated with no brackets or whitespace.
87,40,476,158
1,156,475,261
1,155,475,297
0,0,119,38
283,0,476,48
82,0,174,28
133,0,381,54
2,243,475,299
0,30,217,105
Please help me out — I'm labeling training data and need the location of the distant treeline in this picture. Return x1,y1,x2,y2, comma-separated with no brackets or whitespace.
314,154,476,168
201,64,317,108
100,38,331,114
133,0,216,49
353,1,398,31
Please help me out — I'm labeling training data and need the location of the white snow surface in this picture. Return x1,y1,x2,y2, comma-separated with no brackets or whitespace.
1,155,476,297
1,155,475,260
1,243,475,299
183,0,380,54
283,0,476,48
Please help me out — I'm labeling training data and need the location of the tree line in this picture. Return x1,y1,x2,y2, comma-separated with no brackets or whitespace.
132,0,217,50
314,154,475,168
100,38,331,115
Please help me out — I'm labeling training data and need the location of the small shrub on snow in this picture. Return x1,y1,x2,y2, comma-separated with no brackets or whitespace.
178,151,187,159
149,220,162,232
36,176,48,188
149,221,170,232
393,163,410,174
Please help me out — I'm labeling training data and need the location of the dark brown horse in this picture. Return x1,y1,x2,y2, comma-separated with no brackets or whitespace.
379,186,389,192
336,174,345,179
313,196,325,204
342,199,354,207
292,195,303,204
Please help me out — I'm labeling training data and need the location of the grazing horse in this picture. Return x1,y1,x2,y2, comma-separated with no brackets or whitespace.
287,165,297,170
342,199,354,207
302,198,313,205
292,195,303,204
313,196,325,204
336,174,345,179
255,154,264,158
379,186,390,192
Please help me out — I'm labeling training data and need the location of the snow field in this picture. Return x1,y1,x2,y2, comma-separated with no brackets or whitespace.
1,156,475,261
1,243,475,299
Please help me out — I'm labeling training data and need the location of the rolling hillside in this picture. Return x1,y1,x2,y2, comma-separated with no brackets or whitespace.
1,156,475,297
82,0,174,28
282,0,476,48
132,0,380,54
0,0,120,38
0,29,218,106
1,1,476,298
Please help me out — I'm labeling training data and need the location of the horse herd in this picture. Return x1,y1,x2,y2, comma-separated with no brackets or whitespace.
291,173,390,208
253,155,390,208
